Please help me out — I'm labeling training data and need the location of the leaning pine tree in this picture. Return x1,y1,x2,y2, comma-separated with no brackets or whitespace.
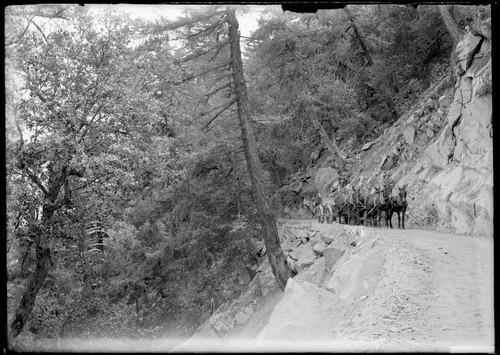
225,9,295,289
163,6,295,290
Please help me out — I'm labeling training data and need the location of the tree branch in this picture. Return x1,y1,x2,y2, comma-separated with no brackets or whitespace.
173,61,231,85
206,72,233,92
204,99,237,130
274,47,287,61
207,39,230,63
24,168,49,196
76,103,104,144
240,35,263,41
30,20,49,44
422,30,447,53
161,11,225,32
176,39,230,64
185,21,221,40
20,6,71,21
6,15,36,46
197,98,235,121
205,82,232,100
438,5,463,46
113,129,132,136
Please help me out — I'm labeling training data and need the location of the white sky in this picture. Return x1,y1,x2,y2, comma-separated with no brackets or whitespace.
89,4,274,37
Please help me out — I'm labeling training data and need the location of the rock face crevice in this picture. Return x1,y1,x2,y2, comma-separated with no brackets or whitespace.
424,26,491,236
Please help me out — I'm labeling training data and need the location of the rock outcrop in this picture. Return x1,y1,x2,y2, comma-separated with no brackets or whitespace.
179,258,281,344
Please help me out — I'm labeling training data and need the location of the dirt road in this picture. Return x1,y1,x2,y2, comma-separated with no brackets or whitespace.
239,221,495,352
380,228,495,351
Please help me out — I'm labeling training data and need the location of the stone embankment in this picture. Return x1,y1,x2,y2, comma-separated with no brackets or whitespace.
175,219,494,352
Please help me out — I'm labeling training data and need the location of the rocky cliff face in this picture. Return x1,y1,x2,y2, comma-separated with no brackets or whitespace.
425,23,492,236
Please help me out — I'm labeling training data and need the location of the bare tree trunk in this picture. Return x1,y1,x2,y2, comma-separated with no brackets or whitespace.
10,224,52,338
439,5,464,46
227,150,243,215
344,7,373,66
344,6,399,121
226,9,295,291
10,160,80,339
309,116,345,171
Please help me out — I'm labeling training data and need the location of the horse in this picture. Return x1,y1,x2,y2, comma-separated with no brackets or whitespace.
350,186,367,225
364,186,387,227
324,202,336,224
313,195,336,224
312,193,325,223
388,184,408,229
314,204,326,224
377,184,393,227
332,190,353,224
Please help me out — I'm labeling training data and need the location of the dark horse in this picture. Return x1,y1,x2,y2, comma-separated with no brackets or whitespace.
365,187,388,227
378,184,393,227
350,186,366,225
388,184,408,229
333,191,353,224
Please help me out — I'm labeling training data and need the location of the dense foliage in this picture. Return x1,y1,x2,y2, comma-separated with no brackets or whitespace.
5,3,473,348
246,5,453,157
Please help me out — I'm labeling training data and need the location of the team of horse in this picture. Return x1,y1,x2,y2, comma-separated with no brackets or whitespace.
314,183,408,229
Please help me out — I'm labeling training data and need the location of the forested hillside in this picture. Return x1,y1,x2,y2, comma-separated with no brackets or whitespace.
5,4,490,349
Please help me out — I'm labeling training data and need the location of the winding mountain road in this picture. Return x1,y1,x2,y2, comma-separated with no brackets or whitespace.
239,221,496,352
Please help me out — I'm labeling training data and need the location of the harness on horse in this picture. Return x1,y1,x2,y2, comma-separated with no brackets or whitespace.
366,192,386,216
366,195,379,215
352,191,366,208
337,191,350,211
390,193,407,209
